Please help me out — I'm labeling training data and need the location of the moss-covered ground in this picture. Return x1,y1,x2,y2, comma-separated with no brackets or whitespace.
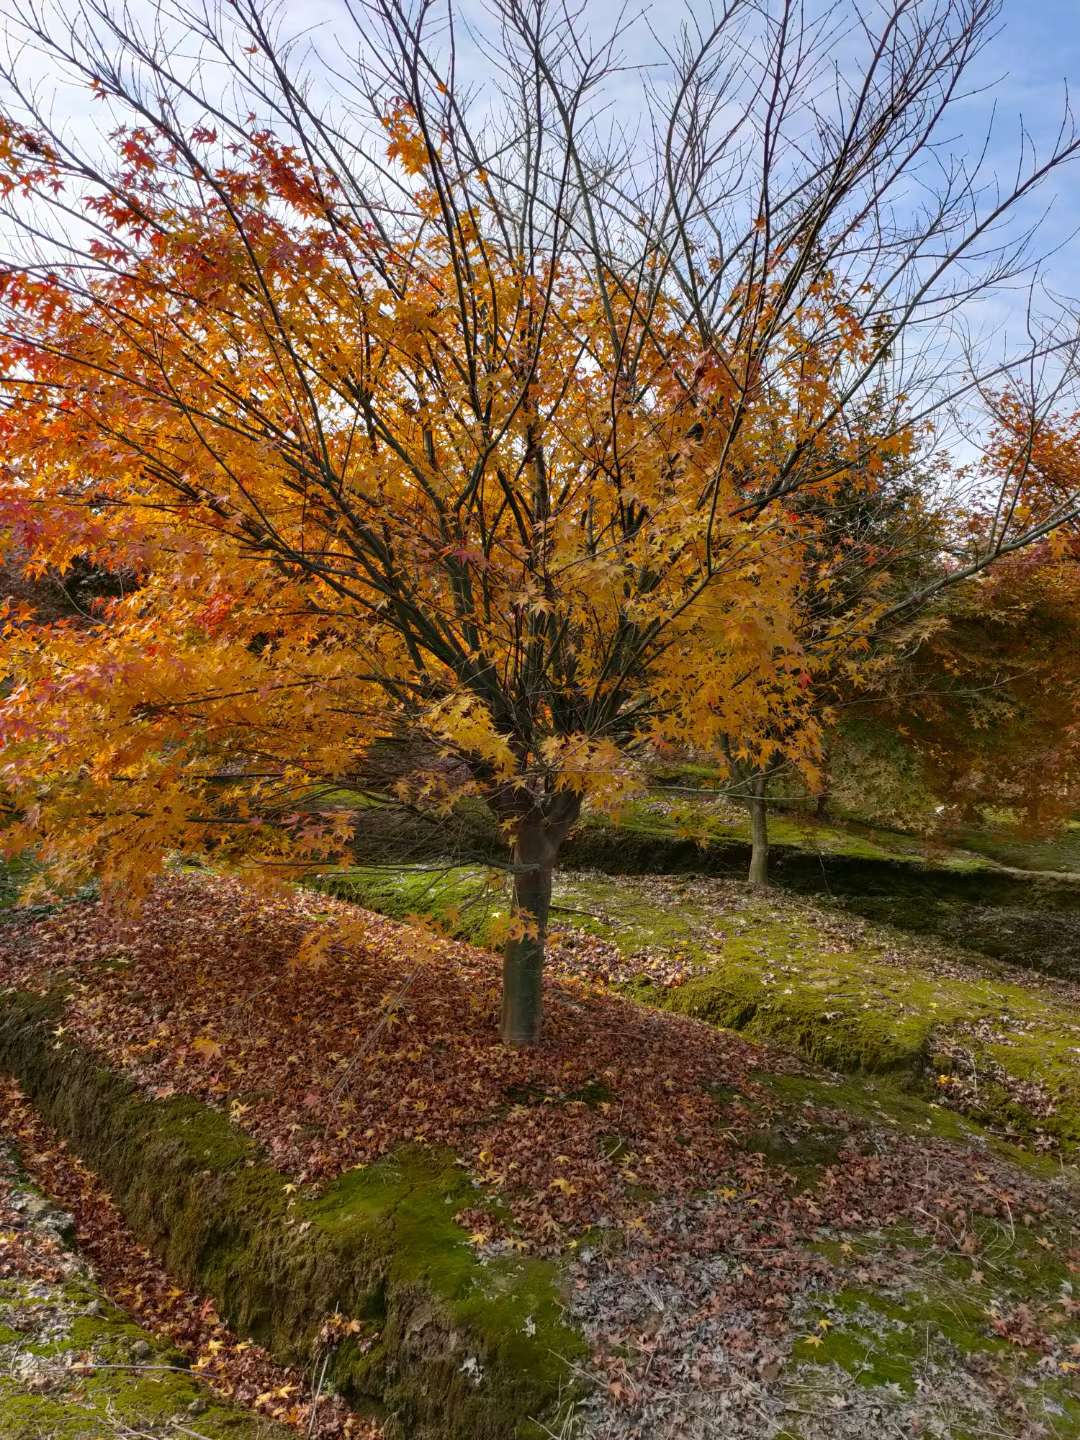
569,798,1080,976
317,756,1080,878
0,1281,291,1439
581,793,995,869
773,1133,1080,1437
565,1050,1080,1438
316,864,1080,1159
945,818,1080,875
0,1139,294,1440
313,861,509,949
2,868,1078,1439
782,1245,1080,1439
632,784,1080,878
313,780,1080,979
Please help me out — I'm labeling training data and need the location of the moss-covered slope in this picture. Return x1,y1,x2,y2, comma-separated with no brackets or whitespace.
316,865,1080,1158
0,990,585,1440
1,1272,294,1439
0,1131,294,1440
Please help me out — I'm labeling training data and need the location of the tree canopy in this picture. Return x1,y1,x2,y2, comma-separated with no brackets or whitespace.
0,0,1078,1043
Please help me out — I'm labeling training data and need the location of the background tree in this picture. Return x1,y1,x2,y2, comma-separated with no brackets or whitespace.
842,401,1080,835
719,395,948,885
0,0,1078,1045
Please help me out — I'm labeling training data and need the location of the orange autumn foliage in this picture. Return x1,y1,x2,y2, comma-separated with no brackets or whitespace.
0,21,1075,1045
0,116,896,899
851,401,1080,832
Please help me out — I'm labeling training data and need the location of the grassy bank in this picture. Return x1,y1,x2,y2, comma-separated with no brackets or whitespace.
0,989,584,1440
315,864,1080,1159
332,791,1080,976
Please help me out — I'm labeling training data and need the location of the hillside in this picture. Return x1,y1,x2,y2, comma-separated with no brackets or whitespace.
1,872,1077,1439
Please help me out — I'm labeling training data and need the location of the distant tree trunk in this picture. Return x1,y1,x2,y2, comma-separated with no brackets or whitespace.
747,772,769,887
815,741,832,818
499,796,579,1048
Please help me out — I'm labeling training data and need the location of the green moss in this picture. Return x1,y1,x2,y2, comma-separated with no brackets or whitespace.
302,858,1080,1162
759,1068,994,1146
310,1149,586,1428
296,780,1080,975
641,937,933,1072
751,1070,1078,1181
946,818,1080,875
560,807,1080,983
792,1312,916,1392
648,758,727,787
740,1120,851,1188
310,865,509,949
571,796,1011,874
731,1070,1001,1202
0,990,587,1440
0,1362,292,1439
153,1095,259,1171
791,1282,1014,1394
0,852,99,918
630,915,1080,1155
66,1305,150,1357
0,854,40,910
793,1199,1080,1425
0,1389,93,1440
1,1224,290,1439
962,1213,1077,1302
550,876,711,963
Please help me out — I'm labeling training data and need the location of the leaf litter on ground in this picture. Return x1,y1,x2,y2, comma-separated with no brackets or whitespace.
0,1082,375,1437
0,872,1077,1438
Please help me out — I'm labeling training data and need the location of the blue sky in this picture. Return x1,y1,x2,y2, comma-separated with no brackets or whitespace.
967,0,1080,297
5,0,1078,306
2,0,1079,442
568,0,1080,312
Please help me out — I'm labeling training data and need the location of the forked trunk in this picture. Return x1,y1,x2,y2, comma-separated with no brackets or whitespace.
500,814,558,1047
747,773,769,887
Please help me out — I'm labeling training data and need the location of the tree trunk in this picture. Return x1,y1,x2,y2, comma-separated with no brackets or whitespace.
815,744,832,818
747,773,769,887
500,814,558,1048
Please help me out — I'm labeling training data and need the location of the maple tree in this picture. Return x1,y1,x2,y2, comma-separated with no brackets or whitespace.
0,0,1079,1044
719,396,945,884
726,385,1080,880
852,400,1080,833
913,549,1080,830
